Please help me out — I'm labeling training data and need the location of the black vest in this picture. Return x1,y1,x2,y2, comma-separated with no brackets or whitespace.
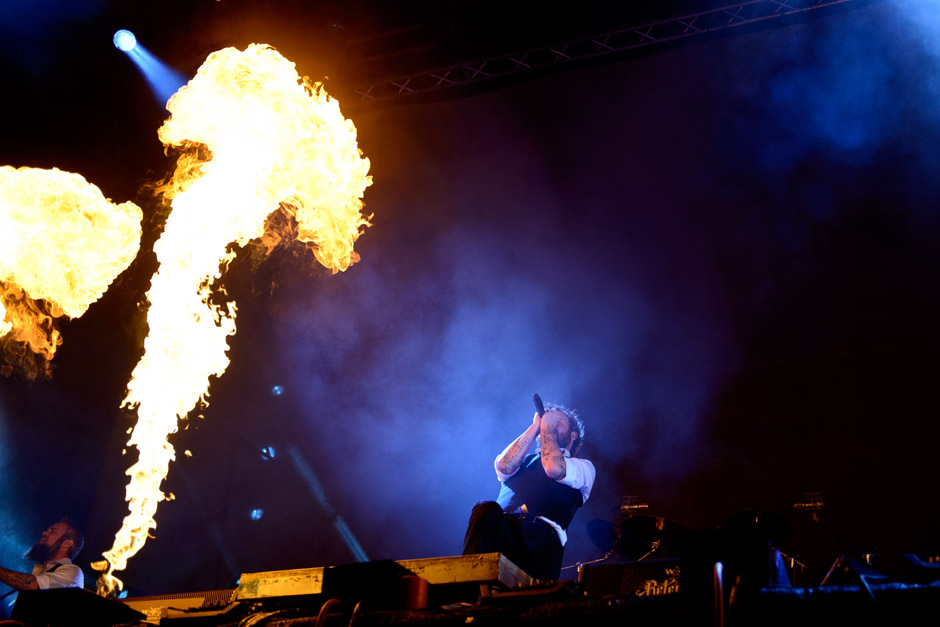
496,453,584,530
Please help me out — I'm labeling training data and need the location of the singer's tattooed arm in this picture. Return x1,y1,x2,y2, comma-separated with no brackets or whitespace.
0,565,39,590
539,413,567,480
495,414,542,476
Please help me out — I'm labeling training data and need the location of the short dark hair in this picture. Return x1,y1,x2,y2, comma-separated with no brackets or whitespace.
544,402,585,456
58,517,84,559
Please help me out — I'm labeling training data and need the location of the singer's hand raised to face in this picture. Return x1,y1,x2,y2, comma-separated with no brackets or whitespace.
539,410,574,480
495,414,542,477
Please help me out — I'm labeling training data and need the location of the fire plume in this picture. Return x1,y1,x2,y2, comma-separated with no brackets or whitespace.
0,166,142,376
93,44,372,594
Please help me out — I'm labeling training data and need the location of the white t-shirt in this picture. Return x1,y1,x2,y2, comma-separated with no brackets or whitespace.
494,449,597,545
31,558,84,589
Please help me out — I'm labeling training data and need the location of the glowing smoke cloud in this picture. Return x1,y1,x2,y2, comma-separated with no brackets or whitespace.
93,44,371,594
0,166,142,376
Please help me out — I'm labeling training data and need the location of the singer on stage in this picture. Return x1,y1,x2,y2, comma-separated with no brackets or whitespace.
462,400,595,580
0,518,84,590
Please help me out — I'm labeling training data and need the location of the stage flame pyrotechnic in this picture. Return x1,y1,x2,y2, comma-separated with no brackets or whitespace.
92,44,372,594
0,301,9,337
0,166,142,376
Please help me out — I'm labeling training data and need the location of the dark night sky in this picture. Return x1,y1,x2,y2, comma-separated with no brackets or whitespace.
1,0,939,598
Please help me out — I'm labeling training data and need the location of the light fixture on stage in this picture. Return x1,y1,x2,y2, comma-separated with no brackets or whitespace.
113,29,136,52
260,445,276,460
112,29,187,106
271,384,284,396
250,509,264,521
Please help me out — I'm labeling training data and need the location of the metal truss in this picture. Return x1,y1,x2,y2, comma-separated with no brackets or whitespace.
348,0,860,105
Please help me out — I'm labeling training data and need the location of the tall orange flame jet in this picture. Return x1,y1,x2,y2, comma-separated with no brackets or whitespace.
93,44,372,594
0,166,143,376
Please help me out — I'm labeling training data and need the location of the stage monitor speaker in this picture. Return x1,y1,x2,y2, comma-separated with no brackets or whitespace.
579,557,680,599
12,587,145,626
321,560,417,609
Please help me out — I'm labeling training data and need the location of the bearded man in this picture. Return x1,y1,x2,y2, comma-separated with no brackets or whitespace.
0,518,84,590
462,402,595,580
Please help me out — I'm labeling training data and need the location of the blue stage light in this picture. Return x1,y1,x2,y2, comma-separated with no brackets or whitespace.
113,33,188,106
113,29,137,52
261,445,276,460
271,384,284,396
250,508,264,521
